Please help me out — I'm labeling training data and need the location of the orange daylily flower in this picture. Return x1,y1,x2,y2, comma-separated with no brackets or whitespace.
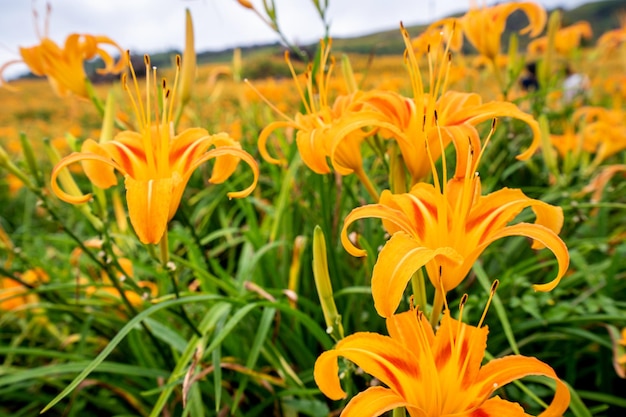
578,164,626,204
527,21,592,56
574,107,626,169
256,39,396,176
0,268,48,312
549,125,591,159
461,2,547,60
412,18,463,55
51,54,259,244
349,24,541,186
0,6,125,98
314,307,571,416
341,126,568,318
596,12,626,54
254,39,400,200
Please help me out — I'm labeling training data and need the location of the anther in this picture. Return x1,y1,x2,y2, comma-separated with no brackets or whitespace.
459,293,468,309
490,279,500,295
144,54,150,67
176,54,181,67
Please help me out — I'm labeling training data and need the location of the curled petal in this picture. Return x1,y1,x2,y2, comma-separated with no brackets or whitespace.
340,386,414,417
372,233,463,317
0,59,24,90
514,2,548,37
183,146,259,199
257,120,295,165
473,396,532,417
478,355,570,417
341,203,416,257
314,332,418,401
468,187,564,245
473,222,569,292
80,139,118,189
51,152,125,204
202,133,243,184
443,96,541,161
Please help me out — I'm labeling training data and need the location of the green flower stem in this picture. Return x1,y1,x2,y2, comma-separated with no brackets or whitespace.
159,230,202,338
393,408,407,417
430,287,445,327
410,268,428,313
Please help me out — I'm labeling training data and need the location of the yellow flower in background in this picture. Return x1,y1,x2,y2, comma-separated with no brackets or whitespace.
579,164,626,204
314,307,571,416
596,12,626,54
461,1,547,60
549,124,591,159
0,268,48,312
0,5,126,98
341,126,568,318
411,18,463,55
527,21,592,56
70,239,157,308
51,53,259,244
254,39,400,200
574,107,626,169
256,39,380,176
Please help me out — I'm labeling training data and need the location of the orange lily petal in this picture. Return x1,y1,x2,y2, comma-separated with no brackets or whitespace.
183,146,259,200
315,308,570,415
474,396,533,417
51,151,126,204
257,120,294,165
479,223,569,292
341,203,417,257
372,232,463,317
125,177,172,244
340,386,413,417
478,356,571,417
314,332,419,401
81,139,118,189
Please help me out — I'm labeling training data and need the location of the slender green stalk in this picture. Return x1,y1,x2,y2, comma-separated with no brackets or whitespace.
410,268,428,312
430,287,445,327
160,230,202,337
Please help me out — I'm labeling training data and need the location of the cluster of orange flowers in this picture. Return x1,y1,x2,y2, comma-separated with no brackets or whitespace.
6,0,626,414
247,1,576,415
0,8,259,323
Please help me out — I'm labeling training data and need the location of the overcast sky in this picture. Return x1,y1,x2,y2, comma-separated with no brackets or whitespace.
0,0,598,79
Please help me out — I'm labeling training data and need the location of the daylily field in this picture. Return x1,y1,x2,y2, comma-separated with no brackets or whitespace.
1,1,626,416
